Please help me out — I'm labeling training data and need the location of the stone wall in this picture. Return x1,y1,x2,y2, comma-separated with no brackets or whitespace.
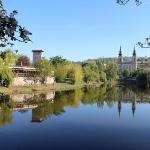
13,77,55,86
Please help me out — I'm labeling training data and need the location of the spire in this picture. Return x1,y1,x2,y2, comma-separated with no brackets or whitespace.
119,45,122,56
118,101,122,117
132,101,136,118
133,45,136,56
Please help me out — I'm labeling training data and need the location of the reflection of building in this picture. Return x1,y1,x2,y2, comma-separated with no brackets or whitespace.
118,88,137,117
0,92,55,123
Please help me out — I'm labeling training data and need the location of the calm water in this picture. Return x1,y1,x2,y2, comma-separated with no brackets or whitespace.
0,85,150,150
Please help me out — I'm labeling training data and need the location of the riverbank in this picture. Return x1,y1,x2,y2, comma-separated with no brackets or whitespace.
0,83,104,94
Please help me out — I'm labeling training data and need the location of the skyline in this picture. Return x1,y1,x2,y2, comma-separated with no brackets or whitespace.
3,0,150,61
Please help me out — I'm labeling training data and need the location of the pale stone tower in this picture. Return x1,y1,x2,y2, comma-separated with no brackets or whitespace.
32,50,44,65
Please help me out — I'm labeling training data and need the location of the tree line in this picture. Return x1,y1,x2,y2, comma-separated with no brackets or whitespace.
36,56,119,85
0,49,119,87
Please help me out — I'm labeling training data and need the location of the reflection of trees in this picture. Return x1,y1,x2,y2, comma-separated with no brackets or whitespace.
105,86,119,108
2,85,150,125
32,102,65,122
0,105,13,127
32,89,83,122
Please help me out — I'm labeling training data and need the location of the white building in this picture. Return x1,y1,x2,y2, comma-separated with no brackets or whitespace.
118,46,137,74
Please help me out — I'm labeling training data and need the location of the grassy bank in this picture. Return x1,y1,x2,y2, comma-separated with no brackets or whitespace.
0,83,104,94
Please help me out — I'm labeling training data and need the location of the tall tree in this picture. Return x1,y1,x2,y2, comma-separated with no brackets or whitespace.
0,57,14,87
35,59,54,84
106,60,118,81
67,64,83,84
82,61,100,83
49,56,69,82
0,49,19,66
97,59,107,82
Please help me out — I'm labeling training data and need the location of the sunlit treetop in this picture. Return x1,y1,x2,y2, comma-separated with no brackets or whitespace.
0,0,32,47
116,0,142,6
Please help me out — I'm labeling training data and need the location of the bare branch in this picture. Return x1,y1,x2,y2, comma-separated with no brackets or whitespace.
116,0,142,6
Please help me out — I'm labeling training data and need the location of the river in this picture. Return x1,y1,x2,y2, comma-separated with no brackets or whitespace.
0,85,150,150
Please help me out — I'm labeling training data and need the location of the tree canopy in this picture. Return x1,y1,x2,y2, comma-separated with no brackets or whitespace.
35,59,54,84
16,55,31,66
0,0,31,47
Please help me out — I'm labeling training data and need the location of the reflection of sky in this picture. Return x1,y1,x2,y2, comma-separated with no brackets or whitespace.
0,102,150,150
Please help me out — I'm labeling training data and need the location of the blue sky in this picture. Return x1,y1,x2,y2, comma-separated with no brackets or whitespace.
3,0,150,61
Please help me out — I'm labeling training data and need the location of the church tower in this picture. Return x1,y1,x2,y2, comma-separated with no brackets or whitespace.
118,46,123,73
132,46,137,72
118,46,123,64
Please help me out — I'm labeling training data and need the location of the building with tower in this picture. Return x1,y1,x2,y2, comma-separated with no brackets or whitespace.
118,46,137,74
32,50,44,65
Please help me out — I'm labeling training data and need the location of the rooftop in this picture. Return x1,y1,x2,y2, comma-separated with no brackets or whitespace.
10,66,36,71
32,50,44,53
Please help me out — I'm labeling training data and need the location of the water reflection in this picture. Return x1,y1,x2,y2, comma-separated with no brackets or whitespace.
0,85,150,127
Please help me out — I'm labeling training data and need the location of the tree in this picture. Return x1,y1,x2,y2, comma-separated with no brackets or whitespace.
123,69,131,78
0,63,14,87
67,64,83,84
54,64,69,82
99,71,107,82
97,59,107,82
0,52,15,87
0,0,31,47
106,60,118,81
35,59,54,84
50,56,69,66
16,55,31,66
136,72,147,87
82,61,100,83
0,49,19,66
49,56,69,82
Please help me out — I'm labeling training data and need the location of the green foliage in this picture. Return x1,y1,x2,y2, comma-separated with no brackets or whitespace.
106,60,118,81
0,65,14,87
54,64,69,82
82,61,100,83
50,56,69,65
0,50,17,87
67,64,83,84
136,73,147,87
0,1,31,47
123,69,131,78
50,56,69,82
99,71,107,82
97,59,107,82
16,55,31,66
136,68,150,87
0,49,19,66
35,59,54,84
97,59,105,72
